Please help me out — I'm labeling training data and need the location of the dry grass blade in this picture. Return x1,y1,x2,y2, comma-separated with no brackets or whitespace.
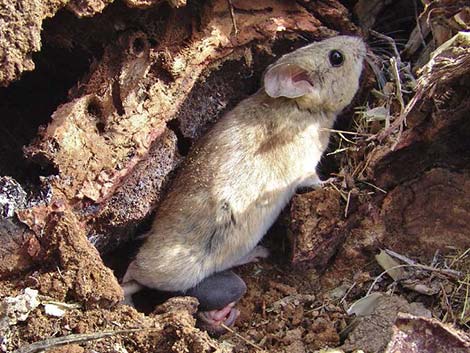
443,247,470,327
344,190,352,218
221,323,266,352
320,128,373,137
12,328,151,353
460,274,470,323
358,180,387,194
227,0,238,34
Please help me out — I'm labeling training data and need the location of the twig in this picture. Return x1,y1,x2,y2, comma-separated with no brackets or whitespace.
13,328,153,353
367,264,462,296
338,132,356,145
220,323,265,352
320,128,372,137
326,147,350,156
431,249,441,267
227,0,238,34
328,182,348,202
385,248,417,265
390,57,405,115
460,275,470,322
440,281,453,322
358,180,387,194
450,247,470,267
367,30,419,145
344,190,352,218
306,302,329,313
339,282,357,306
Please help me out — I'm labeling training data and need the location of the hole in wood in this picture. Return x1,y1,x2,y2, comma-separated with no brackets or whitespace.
132,37,146,55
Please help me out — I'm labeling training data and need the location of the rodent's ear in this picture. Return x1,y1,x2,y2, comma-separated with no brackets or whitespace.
264,63,314,99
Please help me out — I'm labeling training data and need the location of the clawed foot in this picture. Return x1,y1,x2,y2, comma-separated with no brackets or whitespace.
197,301,240,335
298,175,338,193
247,245,270,262
233,245,270,267
318,176,338,187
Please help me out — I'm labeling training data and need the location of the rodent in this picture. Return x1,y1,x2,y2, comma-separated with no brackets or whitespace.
122,35,367,333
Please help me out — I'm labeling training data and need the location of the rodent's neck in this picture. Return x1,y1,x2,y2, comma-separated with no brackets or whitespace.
258,92,337,128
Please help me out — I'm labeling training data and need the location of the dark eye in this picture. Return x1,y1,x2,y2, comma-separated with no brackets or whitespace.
329,50,344,67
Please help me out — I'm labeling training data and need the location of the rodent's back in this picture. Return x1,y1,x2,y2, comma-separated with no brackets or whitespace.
128,94,315,291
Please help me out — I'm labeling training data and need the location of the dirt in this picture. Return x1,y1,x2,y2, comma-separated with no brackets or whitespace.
232,263,341,352
9,296,222,353
1,256,346,352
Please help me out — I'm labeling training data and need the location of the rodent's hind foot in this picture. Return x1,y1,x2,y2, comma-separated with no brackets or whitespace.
197,301,240,335
233,245,269,267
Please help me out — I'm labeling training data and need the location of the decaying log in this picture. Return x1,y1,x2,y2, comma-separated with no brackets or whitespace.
353,0,394,29
0,177,44,277
0,0,68,87
402,0,470,62
0,0,189,87
288,189,345,269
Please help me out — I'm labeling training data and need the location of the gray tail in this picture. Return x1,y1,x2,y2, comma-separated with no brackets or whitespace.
121,280,143,297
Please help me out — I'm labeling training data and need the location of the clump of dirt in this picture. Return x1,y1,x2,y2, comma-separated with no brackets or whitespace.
6,296,223,353
230,262,342,352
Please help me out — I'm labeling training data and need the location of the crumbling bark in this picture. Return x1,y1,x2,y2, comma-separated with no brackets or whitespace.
385,314,470,353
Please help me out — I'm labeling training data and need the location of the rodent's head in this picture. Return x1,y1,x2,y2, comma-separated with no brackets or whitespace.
263,35,366,113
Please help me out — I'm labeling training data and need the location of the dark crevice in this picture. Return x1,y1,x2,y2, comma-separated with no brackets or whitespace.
166,119,192,156
131,37,146,55
0,0,174,184
374,109,470,189
0,44,92,184
111,80,125,116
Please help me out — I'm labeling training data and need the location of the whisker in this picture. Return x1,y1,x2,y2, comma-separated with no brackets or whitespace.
365,55,387,89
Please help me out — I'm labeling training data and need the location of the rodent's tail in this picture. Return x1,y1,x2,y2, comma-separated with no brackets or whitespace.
121,280,143,297
121,262,144,304
121,280,143,306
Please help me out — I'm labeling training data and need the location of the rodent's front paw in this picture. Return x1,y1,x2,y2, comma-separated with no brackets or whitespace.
298,175,338,192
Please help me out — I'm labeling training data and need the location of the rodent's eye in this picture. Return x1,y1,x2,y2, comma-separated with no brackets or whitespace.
329,50,344,67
